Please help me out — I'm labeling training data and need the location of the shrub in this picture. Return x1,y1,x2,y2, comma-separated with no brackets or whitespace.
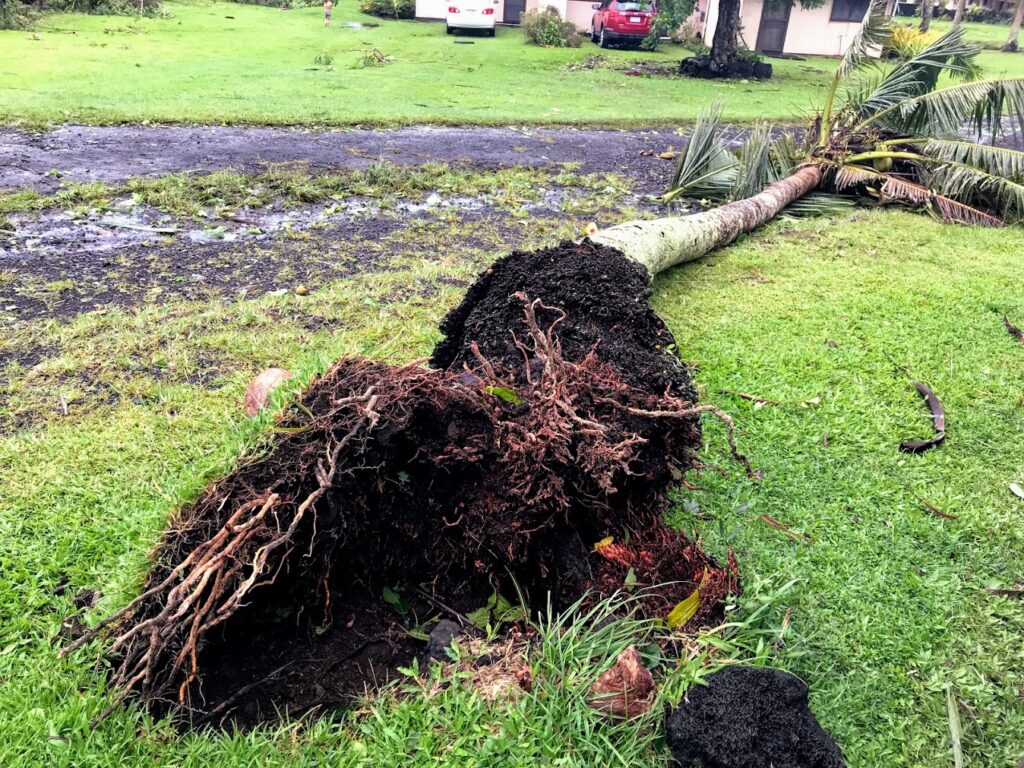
228,0,320,7
0,0,35,29
359,0,414,19
886,24,940,59
47,0,165,16
521,6,581,48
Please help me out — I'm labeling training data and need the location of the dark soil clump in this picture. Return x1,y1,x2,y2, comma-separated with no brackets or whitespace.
68,241,738,728
679,55,773,80
666,667,846,768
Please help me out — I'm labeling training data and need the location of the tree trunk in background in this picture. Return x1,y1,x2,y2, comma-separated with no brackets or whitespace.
919,0,933,32
710,0,741,70
591,165,824,277
952,0,967,26
1005,0,1024,51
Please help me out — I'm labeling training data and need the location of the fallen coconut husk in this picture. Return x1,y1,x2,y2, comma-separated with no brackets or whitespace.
65,241,745,728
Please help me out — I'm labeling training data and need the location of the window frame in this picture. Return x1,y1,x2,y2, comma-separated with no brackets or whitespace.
829,0,869,23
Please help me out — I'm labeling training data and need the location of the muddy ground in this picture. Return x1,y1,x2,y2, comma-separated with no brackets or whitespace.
2,125,708,328
0,124,761,195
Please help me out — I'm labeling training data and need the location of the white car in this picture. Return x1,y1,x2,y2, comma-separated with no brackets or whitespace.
446,0,498,35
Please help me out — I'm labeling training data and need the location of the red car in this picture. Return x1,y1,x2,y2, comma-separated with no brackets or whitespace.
589,0,657,48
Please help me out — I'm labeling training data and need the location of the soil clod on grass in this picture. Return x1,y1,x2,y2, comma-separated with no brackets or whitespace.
666,666,847,768
66,241,742,728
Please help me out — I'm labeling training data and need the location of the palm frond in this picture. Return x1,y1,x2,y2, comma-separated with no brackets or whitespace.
926,162,1024,222
878,174,1004,225
731,124,778,200
837,0,892,78
834,164,883,190
863,76,1024,138
668,99,737,199
921,139,1024,179
782,192,860,217
854,28,982,125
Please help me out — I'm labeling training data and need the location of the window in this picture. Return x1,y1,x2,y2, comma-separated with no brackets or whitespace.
613,0,655,10
830,0,869,22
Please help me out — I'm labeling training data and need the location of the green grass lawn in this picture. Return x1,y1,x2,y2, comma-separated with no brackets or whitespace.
1,204,1023,766
3,3,1022,128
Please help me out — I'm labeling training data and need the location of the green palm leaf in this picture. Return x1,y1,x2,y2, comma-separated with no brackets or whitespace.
862,77,1024,138
731,124,778,200
854,28,981,125
920,139,1024,179
926,162,1024,222
667,100,737,201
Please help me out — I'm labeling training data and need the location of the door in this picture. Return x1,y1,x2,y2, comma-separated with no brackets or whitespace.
504,0,526,23
755,0,792,54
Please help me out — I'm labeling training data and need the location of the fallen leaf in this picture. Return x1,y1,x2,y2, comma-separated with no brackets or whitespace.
899,382,945,454
1010,483,1024,500
588,646,654,718
244,368,293,417
666,588,700,629
1004,314,1024,346
759,514,814,543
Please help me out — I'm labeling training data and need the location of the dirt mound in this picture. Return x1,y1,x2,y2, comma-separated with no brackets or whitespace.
68,242,740,728
666,667,846,768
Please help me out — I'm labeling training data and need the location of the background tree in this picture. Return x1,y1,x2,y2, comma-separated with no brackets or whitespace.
920,0,933,32
1005,0,1024,52
952,0,967,27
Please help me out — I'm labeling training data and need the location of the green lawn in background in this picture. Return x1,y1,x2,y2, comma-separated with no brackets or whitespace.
0,1,836,126
1,208,1022,767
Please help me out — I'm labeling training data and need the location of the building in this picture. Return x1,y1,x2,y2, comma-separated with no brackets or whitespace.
413,0,613,30
414,0,870,57
694,0,869,56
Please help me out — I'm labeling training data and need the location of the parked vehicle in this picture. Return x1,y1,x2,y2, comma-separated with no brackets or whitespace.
589,0,656,48
446,0,498,35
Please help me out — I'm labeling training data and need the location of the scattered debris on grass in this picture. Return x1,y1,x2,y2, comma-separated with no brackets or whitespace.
588,645,655,718
984,586,1024,597
759,514,813,543
719,390,779,409
1010,483,1024,500
909,489,958,521
243,368,293,417
1004,314,1024,346
899,382,946,454
666,667,846,768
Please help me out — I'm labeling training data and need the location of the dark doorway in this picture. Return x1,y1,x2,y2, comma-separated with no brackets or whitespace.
755,1,792,54
504,0,526,23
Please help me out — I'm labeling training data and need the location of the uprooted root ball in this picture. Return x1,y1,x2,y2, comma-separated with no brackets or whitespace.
67,241,742,727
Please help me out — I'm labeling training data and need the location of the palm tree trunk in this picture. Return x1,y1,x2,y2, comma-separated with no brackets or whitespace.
1005,0,1024,52
952,0,967,26
919,0,933,32
591,164,823,277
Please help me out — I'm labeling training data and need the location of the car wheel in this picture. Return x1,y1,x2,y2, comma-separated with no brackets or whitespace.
488,27,495,36
599,27,609,48
446,24,452,34
590,22,598,42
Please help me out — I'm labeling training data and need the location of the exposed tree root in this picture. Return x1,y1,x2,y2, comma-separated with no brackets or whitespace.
66,242,749,727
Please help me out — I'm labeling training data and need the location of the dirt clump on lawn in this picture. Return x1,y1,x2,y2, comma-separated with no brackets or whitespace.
667,666,847,767
68,241,740,728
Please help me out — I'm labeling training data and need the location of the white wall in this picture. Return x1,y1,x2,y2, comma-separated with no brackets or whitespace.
700,0,862,56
